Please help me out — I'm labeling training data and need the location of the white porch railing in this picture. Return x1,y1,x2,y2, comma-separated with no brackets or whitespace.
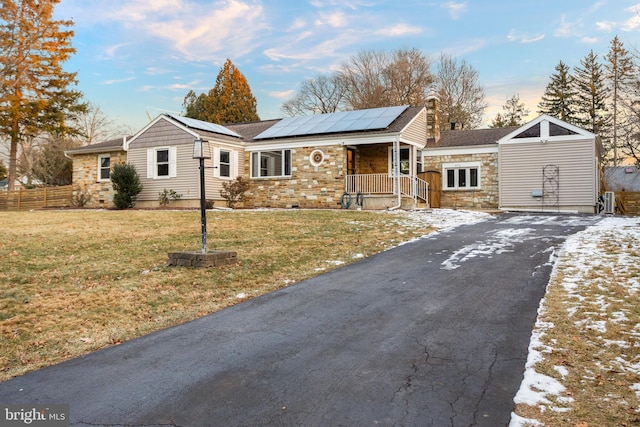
345,173,429,203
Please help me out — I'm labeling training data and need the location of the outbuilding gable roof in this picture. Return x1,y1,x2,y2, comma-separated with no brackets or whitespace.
497,114,596,144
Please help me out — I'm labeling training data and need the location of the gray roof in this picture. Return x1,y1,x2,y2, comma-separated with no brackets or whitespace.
65,137,127,155
427,126,520,148
604,166,640,192
225,119,282,141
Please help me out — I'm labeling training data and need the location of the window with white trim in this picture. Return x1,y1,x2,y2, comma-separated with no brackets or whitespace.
250,149,292,178
146,147,177,179
443,162,481,190
98,155,111,181
156,149,169,177
219,150,231,178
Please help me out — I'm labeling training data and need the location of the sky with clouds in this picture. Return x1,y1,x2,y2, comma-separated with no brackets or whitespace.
54,0,640,134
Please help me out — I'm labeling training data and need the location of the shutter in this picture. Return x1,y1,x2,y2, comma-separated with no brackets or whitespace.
213,147,220,178
231,150,238,178
169,147,177,178
147,148,154,179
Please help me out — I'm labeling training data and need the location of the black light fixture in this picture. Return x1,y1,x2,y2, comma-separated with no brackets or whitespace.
193,138,211,254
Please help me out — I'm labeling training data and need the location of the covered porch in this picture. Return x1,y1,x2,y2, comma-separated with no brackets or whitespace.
342,140,429,210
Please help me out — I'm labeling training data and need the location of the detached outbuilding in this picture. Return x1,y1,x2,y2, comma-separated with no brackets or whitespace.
498,115,601,213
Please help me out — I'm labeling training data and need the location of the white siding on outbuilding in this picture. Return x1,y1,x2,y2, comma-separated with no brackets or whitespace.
498,115,599,213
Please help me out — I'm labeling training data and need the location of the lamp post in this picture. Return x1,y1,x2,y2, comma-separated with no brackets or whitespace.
193,138,211,254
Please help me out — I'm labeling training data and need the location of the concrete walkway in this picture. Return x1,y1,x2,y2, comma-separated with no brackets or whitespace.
0,213,601,426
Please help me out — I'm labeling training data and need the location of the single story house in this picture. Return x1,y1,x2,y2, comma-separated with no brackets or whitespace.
68,104,434,210
67,103,602,213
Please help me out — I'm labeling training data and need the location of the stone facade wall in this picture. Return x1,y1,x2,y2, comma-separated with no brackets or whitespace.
423,152,499,209
358,144,390,174
244,145,347,209
71,151,127,208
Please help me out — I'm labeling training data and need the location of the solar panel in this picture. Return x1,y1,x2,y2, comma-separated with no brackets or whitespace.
254,105,409,140
168,114,241,138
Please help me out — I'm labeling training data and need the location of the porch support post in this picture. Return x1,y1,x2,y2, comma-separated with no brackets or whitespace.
391,135,402,209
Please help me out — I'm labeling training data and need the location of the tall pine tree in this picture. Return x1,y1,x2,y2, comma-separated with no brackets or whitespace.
0,0,86,190
605,36,636,165
572,50,608,135
538,60,577,124
183,59,259,124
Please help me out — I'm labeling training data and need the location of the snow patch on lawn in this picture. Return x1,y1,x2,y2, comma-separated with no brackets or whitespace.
510,215,640,426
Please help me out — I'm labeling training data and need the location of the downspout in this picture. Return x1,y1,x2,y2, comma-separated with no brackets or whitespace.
389,135,402,210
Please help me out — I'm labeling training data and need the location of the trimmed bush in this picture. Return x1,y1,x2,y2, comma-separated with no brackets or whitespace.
111,163,143,209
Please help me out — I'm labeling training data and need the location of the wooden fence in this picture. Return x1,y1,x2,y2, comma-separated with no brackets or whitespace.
617,192,640,216
0,185,73,211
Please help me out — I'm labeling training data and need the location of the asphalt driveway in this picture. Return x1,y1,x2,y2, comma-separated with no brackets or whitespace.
0,212,601,426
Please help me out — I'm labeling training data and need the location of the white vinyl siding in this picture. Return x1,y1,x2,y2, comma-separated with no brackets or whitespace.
127,117,246,203
499,139,596,208
401,109,427,144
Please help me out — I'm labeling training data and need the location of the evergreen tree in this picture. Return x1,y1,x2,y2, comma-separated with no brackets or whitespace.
572,50,608,136
605,36,636,165
33,136,79,186
538,61,577,124
204,59,259,124
111,163,142,209
0,0,86,191
493,94,528,127
182,90,207,121
490,113,507,128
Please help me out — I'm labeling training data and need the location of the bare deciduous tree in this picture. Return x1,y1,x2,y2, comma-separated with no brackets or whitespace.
282,47,434,116
75,102,132,145
340,48,433,110
435,53,487,130
606,36,636,165
281,73,347,116
384,47,434,106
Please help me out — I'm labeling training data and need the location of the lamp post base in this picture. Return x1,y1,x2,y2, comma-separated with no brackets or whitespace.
167,250,238,268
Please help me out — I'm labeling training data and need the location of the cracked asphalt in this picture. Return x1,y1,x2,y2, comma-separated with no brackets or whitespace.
0,212,601,426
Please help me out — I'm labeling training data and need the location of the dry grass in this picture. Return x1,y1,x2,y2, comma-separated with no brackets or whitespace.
0,209,436,381
514,223,640,426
